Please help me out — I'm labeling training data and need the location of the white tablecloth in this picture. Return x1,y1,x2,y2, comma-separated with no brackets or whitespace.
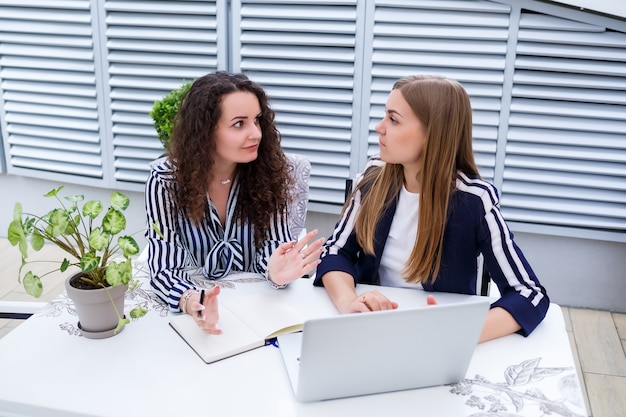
0,262,587,417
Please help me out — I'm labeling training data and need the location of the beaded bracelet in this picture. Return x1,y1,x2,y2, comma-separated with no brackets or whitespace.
266,271,287,289
181,290,198,314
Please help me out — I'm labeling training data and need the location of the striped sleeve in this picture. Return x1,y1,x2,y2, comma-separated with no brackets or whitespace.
315,157,384,284
145,164,197,312
457,172,549,335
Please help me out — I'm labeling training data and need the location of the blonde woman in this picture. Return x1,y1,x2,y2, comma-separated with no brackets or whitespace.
314,75,549,343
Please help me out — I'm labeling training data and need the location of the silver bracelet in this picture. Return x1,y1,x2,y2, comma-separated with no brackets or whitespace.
266,271,286,289
180,289,198,314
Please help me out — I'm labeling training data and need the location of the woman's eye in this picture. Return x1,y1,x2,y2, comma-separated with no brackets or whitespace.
233,121,243,128
254,116,261,125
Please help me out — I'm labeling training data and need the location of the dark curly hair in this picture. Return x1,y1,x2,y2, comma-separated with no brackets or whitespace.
168,71,293,246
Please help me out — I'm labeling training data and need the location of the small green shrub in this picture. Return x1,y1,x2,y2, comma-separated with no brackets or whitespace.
150,81,193,149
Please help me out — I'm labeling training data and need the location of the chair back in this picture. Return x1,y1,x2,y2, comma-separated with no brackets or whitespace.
285,153,311,239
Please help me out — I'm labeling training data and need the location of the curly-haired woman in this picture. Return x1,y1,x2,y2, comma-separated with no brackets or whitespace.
145,72,323,333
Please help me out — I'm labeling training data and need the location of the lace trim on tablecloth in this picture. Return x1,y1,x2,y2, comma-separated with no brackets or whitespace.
36,260,268,336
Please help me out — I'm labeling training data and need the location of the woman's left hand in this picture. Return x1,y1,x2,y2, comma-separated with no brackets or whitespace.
426,295,437,305
196,286,222,334
267,229,325,286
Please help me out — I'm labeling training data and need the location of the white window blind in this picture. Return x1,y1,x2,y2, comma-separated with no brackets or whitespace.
0,128,5,173
0,1,106,183
232,0,361,206
502,10,626,233
100,0,225,189
0,0,624,240
365,0,513,184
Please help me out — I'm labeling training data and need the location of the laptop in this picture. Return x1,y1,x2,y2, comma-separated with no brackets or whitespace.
277,297,490,402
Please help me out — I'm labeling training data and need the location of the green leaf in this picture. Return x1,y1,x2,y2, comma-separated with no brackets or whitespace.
67,215,79,234
102,208,125,235
114,317,130,335
88,227,109,251
23,272,43,298
44,186,64,198
82,200,103,219
12,202,23,222
106,258,132,286
118,235,139,257
66,201,78,215
110,192,130,211
46,208,71,237
7,219,25,247
60,258,70,272
31,229,44,251
130,306,148,319
65,194,84,204
23,217,36,235
64,195,82,214
19,238,28,260
129,279,139,291
105,262,122,286
80,251,100,272
151,222,164,239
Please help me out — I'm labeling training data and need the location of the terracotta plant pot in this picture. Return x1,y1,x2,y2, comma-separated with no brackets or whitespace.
65,273,128,339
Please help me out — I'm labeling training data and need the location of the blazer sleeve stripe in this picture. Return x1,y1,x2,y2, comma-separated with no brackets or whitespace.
457,173,546,307
324,189,360,257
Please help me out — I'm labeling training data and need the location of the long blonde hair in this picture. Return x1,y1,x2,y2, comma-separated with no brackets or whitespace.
353,75,479,284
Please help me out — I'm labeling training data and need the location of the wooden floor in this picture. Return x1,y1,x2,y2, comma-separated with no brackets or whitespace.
1,239,625,417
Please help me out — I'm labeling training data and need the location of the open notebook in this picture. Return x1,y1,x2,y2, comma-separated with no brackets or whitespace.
170,293,304,364
277,297,491,402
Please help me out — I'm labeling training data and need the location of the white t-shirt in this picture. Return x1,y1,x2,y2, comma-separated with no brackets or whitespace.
378,185,423,289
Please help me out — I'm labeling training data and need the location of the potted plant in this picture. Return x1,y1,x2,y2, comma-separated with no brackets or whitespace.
150,80,193,150
7,186,148,339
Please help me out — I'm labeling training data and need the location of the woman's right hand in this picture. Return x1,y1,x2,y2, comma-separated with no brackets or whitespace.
342,290,398,313
321,271,398,314
267,229,325,286
184,286,222,334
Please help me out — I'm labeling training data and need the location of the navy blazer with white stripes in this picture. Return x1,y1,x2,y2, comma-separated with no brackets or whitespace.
314,158,550,336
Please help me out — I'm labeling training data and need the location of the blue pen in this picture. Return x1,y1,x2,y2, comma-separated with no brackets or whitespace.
198,289,205,318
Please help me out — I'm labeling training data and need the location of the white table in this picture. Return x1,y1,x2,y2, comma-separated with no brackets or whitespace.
0,266,588,417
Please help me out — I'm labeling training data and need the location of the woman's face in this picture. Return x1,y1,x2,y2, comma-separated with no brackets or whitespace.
375,88,427,169
213,91,262,165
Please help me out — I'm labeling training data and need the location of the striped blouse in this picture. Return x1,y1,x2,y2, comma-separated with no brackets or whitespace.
145,159,292,311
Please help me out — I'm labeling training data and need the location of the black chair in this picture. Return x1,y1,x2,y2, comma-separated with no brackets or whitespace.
478,256,491,297
344,179,353,202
